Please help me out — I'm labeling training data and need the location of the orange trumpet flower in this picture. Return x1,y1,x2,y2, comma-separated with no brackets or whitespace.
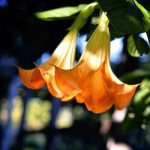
18,2,98,99
55,13,139,113
18,29,79,99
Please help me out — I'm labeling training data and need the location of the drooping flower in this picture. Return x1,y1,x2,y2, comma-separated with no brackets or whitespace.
18,2,98,99
54,13,139,113
18,29,79,99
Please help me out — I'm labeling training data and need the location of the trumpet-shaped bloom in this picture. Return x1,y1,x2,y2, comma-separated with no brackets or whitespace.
18,2,98,100
54,13,139,113
18,29,80,99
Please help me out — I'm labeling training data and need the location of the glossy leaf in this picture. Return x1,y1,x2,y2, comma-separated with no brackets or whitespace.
35,4,87,20
134,0,150,31
97,0,150,36
127,35,150,57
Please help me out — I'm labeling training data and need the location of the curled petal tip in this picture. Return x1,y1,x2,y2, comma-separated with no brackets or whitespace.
114,83,139,110
18,67,45,89
61,90,81,102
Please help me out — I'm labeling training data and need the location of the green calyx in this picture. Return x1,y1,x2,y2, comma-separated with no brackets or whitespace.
70,2,99,31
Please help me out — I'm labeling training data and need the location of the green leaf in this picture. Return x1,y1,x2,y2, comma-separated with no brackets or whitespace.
35,4,87,21
97,0,150,36
127,35,150,57
134,0,150,31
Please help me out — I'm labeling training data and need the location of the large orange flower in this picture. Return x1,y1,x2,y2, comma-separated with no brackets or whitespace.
18,3,98,99
18,29,79,99
54,13,139,113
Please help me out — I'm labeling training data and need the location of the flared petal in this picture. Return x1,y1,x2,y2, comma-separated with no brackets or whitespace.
18,67,45,89
101,61,139,109
114,84,139,109
55,62,87,101
39,65,80,101
18,29,78,94
55,63,114,113
83,70,114,113
55,60,139,113
41,30,78,98
38,66,64,98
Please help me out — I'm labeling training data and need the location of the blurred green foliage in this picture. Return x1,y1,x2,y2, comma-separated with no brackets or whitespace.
25,98,51,130
127,35,150,57
123,79,150,130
